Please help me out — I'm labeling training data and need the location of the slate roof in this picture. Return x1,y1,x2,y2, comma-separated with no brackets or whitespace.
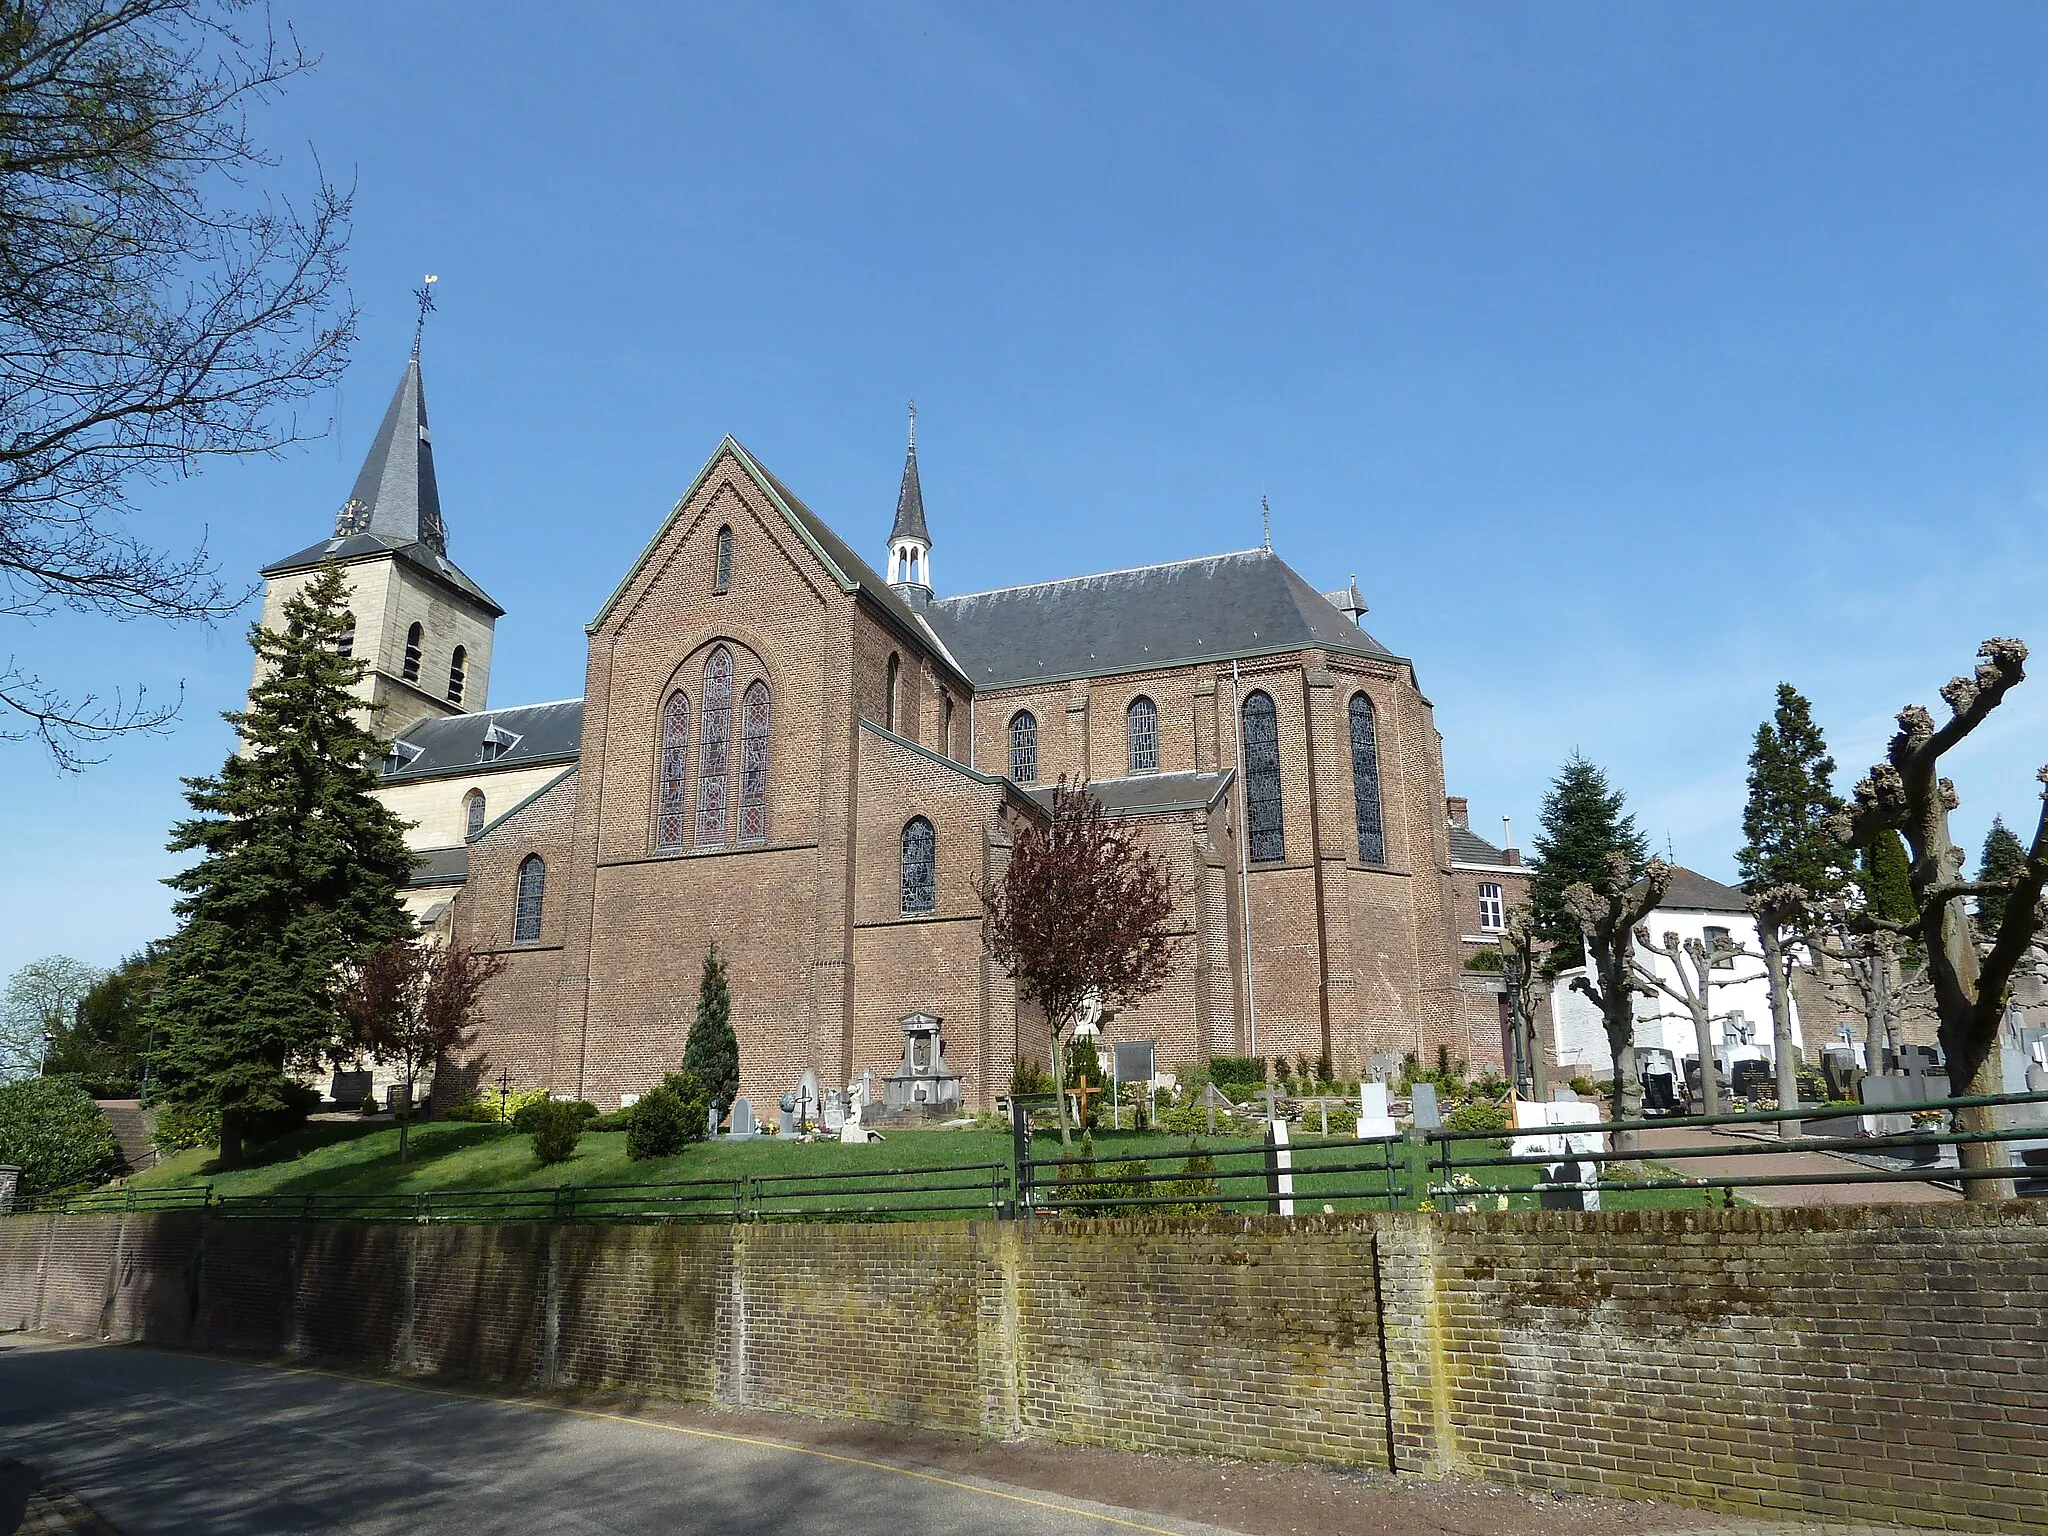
1449,825,1517,866
889,439,930,546
380,699,584,783
262,356,502,615
408,846,470,887
1025,770,1234,817
1658,866,1751,915
925,549,1398,690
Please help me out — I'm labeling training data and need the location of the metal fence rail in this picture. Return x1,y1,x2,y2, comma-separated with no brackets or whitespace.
1020,1134,1407,1215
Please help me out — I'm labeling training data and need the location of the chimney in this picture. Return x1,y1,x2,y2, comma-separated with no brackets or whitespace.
1445,796,1470,831
1503,815,1521,866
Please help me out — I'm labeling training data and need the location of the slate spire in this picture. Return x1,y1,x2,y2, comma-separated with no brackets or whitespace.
889,402,930,547
334,356,447,555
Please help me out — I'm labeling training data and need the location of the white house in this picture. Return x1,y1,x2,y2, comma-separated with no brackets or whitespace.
1549,866,1803,1076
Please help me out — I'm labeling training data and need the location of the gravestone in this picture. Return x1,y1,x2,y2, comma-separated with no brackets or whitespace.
1410,1081,1442,1131
797,1068,822,1128
707,1101,723,1139
1198,1081,1232,1135
823,1091,847,1134
1512,1100,1605,1212
1355,1081,1398,1141
1264,1119,1295,1216
729,1097,756,1139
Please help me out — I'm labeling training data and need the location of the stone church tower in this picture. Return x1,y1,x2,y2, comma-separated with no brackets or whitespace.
255,354,503,739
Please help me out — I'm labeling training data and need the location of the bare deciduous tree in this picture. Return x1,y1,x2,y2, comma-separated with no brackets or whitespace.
977,784,1179,1146
333,939,503,1161
1497,908,1546,1099
1838,638,2048,1200
1633,925,1754,1114
1,955,106,1080
1,0,355,768
1562,853,1674,1149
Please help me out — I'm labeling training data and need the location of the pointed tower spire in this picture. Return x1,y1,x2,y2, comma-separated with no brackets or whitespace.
887,400,932,593
334,355,446,555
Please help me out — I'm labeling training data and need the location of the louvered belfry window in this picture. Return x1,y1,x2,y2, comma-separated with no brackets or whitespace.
1008,711,1037,783
901,817,936,913
402,622,424,682
447,646,467,705
1127,696,1158,774
1242,690,1284,863
696,647,733,846
513,855,546,942
1349,691,1386,865
656,690,691,850
738,680,770,844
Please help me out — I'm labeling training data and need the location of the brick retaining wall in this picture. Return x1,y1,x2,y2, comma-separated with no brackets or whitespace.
1,1204,2041,1531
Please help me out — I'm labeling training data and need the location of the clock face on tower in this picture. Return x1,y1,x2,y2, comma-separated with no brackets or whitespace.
336,498,371,537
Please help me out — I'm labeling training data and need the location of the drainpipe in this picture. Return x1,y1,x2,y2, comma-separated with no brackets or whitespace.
1232,660,1258,1057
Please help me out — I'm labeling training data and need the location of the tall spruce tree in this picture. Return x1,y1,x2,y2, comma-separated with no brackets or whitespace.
1736,683,1847,1123
683,943,739,1116
146,564,416,1165
1528,753,1650,971
1975,817,2029,935
1861,829,1917,928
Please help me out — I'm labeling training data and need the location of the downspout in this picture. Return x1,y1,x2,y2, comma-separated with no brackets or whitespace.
1233,660,1258,1057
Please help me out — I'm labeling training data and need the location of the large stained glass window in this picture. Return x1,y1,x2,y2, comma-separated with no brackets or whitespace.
901,817,935,913
1127,696,1158,774
1008,711,1037,783
1349,691,1385,865
513,855,546,942
656,690,691,850
738,680,770,844
1242,690,1284,862
695,646,733,846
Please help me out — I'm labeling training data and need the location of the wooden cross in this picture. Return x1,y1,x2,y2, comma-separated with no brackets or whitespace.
1069,1075,1102,1124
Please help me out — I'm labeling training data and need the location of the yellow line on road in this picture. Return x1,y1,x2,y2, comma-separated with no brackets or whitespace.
283,1362,1199,1536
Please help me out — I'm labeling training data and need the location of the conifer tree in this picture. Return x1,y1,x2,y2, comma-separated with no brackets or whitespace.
146,564,416,1166
1736,683,1847,1123
1860,829,1917,928
683,943,739,1116
1528,754,1650,971
1975,817,2029,935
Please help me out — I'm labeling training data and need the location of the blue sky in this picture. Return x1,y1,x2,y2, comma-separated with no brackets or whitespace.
9,2,2048,975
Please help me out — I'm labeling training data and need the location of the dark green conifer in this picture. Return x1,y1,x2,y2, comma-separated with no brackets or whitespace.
1975,817,2029,935
1527,753,1650,969
683,943,740,1114
1860,829,1917,928
146,564,416,1165
1736,684,1848,896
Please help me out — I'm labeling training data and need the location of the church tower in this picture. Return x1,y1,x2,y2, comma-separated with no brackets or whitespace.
884,404,932,597
255,353,504,739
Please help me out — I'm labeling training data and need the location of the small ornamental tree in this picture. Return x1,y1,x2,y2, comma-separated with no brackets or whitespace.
683,944,739,1117
1562,853,1675,1147
1529,754,1650,971
333,939,505,1161
1838,638,2048,1200
146,563,417,1167
978,784,1179,1146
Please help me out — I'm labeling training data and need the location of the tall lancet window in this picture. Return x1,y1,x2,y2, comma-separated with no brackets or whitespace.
1008,711,1037,783
695,647,733,846
464,790,486,841
1349,692,1386,865
738,680,770,844
901,817,936,914
1127,696,1158,774
885,652,900,732
1242,690,1284,863
447,646,467,705
513,855,546,943
714,525,733,593
656,690,692,851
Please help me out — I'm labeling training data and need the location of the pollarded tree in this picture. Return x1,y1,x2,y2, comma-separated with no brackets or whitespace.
333,939,504,1161
1529,754,1651,972
1496,908,1548,1098
1633,924,1754,1114
1838,638,2048,1200
146,562,417,1166
1975,817,2029,936
683,943,739,1118
978,784,1179,1146
1562,852,1675,1148
1737,683,1850,1120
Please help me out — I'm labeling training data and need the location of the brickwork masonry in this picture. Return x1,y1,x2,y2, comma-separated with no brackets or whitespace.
2,1203,2042,1531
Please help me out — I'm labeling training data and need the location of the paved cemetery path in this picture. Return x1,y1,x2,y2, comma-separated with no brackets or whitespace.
0,1336,1243,1536
1634,1126,1958,1205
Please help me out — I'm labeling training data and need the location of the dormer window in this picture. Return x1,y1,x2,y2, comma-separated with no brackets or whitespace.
402,622,424,683
479,724,518,763
381,740,423,777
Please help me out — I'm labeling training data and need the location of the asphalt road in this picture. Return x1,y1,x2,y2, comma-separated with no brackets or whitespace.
0,1337,1243,1536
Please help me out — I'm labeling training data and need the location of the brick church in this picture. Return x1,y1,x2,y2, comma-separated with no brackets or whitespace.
255,355,1525,1111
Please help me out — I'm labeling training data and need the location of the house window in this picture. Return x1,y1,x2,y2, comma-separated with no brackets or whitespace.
335,613,355,659
885,652,900,732
714,525,733,593
1704,925,1735,970
447,646,467,705
464,791,486,841
656,690,691,850
1127,696,1158,774
1349,692,1385,865
402,622,423,683
1478,882,1505,932
1242,690,1284,862
738,680,770,844
696,647,734,846
513,855,546,943
1008,711,1037,783
901,817,936,914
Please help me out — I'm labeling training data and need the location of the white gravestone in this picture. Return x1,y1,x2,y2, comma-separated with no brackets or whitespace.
1355,1081,1399,1141
1512,1099,1605,1212
823,1091,846,1134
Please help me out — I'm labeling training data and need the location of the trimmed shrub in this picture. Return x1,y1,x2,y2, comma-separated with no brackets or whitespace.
1010,1056,1054,1097
442,1086,550,1125
528,1099,586,1165
627,1071,708,1161
1206,1054,1265,1089
513,1097,597,1134
1442,1101,1511,1148
0,1078,123,1195
1158,1145,1222,1215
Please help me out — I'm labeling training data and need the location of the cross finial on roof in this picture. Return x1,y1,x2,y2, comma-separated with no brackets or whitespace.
907,398,917,451
1261,494,1271,552
412,275,439,359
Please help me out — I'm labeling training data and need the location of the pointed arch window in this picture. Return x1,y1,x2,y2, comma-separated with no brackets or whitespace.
447,646,467,705
1242,690,1284,863
336,613,356,659
656,690,692,850
901,817,936,914
402,623,424,683
695,646,733,846
714,525,733,593
1127,696,1159,774
1008,711,1038,783
464,790,486,841
1349,691,1386,865
513,855,546,943
885,652,901,732
940,691,954,758
738,680,770,844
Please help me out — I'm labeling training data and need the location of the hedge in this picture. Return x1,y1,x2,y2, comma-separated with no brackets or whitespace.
0,1077,123,1195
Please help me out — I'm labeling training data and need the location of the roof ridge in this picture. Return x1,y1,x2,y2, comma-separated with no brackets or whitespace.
936,548,1272,603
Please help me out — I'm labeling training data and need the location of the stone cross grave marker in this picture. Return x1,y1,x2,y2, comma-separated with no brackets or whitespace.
1198,1081,1232,1135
